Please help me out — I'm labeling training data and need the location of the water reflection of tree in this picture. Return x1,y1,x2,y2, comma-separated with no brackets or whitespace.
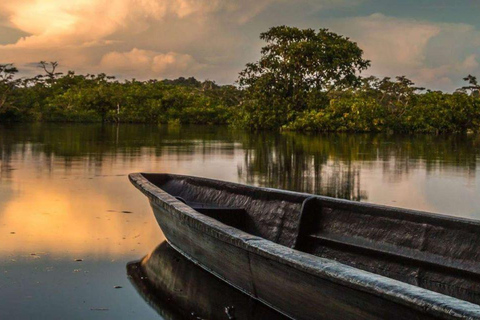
237,132,480,200
237,132,367,200
0,123,236,171
2,124,480,201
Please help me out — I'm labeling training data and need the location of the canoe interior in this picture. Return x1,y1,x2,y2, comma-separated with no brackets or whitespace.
143,173,480,305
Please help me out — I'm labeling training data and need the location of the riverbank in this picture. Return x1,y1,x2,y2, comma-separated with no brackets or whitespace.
1,72,479,133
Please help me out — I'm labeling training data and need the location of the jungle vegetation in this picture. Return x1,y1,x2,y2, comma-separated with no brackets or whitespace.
1,26,479,133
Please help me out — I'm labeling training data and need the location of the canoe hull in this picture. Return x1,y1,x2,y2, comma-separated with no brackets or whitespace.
151,201,443,320
129,172,480,320
127,242,288,320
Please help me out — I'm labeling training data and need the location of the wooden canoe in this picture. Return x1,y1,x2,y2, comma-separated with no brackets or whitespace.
127,242,288,319
129,173,480,320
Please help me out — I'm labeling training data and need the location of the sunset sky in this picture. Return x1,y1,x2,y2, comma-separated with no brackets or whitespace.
0,0,479,91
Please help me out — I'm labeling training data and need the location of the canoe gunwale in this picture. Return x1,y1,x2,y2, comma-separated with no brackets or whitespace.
129,172,480,319
140,172,480,229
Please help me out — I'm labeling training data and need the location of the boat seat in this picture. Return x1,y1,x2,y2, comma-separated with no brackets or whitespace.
291,196,480,304
306,233,479,277
176,196,247,230
294,196,480,276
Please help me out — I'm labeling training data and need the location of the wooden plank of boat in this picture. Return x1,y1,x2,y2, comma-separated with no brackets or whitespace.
127,242,289,319
129,172,480,320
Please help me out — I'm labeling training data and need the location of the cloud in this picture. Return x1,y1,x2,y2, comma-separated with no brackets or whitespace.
415,54,479,89
0,0,281,81
0,2,479,90
99,48,204,78
328,14,441,75
327,14,480,91
0,24,30,45
0,0,279,48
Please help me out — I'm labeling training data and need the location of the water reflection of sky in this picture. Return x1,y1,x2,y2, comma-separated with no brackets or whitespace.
1,124,480,318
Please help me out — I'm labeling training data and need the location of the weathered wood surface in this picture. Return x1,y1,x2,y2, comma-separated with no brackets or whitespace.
127,242,287,320
296,197,480,304
129,172,480,320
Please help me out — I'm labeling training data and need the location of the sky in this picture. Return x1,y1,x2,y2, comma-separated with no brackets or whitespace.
0,0,479,91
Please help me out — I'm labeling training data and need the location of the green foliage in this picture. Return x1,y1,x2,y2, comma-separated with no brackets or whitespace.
0,64,22,120
286,82,480,133
401,91,480,133
0,66,239,124
233,26,480,133
285,96,387,132
236,26,370,129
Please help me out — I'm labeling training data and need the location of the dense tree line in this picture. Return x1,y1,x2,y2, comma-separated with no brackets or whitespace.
235,26,480,133
1,26,480,133
283,75,480,133
0,63,240,124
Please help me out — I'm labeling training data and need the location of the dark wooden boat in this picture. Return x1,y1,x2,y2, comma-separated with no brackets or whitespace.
129,173,480,320
127,242,288,320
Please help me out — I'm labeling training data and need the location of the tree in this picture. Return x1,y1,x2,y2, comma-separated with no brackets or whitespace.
458,75,480,97
0,64,20,114
237,26,370,129
78,74,118,122
39,61,63,83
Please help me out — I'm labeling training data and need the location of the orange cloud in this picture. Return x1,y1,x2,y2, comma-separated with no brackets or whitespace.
100,48,204,78
0,0,274,48
0,0,276,79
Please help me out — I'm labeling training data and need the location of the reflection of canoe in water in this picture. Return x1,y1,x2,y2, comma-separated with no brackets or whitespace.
127,242,288,320
129,173,480,320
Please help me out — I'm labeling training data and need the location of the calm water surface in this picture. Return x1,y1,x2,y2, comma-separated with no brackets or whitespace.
1,123,480,319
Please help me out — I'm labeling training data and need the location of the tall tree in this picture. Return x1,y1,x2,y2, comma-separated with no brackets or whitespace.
458,75,480,97
237,26,370,129
39,61,62,84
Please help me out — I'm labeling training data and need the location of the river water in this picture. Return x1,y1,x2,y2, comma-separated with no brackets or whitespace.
1,123,480,319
